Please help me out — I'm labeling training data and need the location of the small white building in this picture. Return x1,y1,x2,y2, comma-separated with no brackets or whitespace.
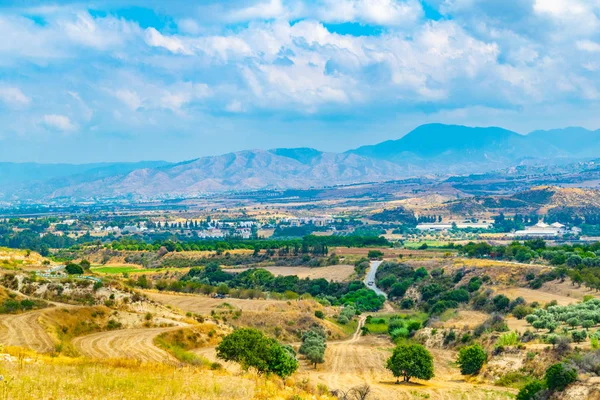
513,221,566,238
416,222,493,231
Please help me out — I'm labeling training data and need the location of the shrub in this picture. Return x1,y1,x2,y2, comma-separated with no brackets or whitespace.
571,330,587,343
457,344,487,375
399,298,415,309
65,263,84,275
512,305,533,320
496,331,519,347
493,294,510,311
314,310,324,319
544,363,577,392
516,380,545,400
367,250,383,259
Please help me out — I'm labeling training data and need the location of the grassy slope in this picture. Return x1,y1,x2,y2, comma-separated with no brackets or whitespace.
0,346,335,400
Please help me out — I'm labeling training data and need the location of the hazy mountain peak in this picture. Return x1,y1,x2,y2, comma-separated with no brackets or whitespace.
3,123,600,201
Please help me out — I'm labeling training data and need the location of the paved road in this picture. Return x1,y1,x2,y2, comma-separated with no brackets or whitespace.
364,260,387,298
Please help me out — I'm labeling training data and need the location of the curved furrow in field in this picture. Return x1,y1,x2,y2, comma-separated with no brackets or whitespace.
72,327,179,363
0,310,55,353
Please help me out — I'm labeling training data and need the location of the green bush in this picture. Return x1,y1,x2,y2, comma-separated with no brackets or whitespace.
457,344,487,375
516,380,545,400
65,263,84,275
544,363,577,392
496,331,519,347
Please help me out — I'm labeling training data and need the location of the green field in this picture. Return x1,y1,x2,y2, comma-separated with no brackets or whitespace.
364,312,428,335
327,317,359,336
91,265,150,274
403,240,452,249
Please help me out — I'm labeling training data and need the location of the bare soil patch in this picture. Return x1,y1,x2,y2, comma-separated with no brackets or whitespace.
493,287,578,306
145,291,290,313
0,309,56,352
72,327,180,362
222,265,354,281
434,310,489,330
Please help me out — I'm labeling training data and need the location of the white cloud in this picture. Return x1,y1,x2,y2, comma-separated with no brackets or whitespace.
3,0,600,148
161,83,211,111
59,12,140,50
145,27,192,55
0,86,30,107
533,0,586,16
315,0,423,26
115,89,142,110
577,40,600,52
226,100,245,112
43,114,76,131
228,0,287,22
178,18,202,34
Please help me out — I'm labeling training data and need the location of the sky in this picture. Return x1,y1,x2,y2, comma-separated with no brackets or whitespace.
2,0,600,163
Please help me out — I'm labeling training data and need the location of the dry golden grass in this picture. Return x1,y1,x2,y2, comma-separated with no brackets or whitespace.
432,310,489,330
0,346,335,400
493,287,578,306
222,265,354,282
0,247,48,270
145,291,289,313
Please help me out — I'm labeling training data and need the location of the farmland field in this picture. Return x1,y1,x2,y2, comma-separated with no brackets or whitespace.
222,264,354,281
91,265,183,274
144,291,291,313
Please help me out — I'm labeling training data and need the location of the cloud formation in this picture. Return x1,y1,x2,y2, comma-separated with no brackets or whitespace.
1,0,600,162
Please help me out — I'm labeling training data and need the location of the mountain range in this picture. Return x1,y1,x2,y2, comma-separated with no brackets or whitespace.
2,124,599,201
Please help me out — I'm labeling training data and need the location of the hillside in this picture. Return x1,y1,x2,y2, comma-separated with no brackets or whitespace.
46,150,409,199
348,124,573,174
439,186,600,217
3,124,600,201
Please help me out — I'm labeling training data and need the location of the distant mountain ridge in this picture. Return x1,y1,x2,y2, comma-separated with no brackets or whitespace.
348,124,599,174
2,124,600,201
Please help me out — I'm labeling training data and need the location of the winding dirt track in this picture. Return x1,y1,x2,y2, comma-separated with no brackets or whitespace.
312,331,516,399
193,316,515,399
72,327,179,362
0,310,55,353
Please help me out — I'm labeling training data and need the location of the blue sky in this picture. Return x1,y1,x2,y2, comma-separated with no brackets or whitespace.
1,0,600,163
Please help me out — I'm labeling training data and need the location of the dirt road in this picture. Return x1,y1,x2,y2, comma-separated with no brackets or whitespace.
304,316,515,399
0,310,55,353
72,327,179,362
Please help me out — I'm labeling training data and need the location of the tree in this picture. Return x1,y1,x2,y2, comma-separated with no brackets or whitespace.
386,343,434,383
493,294,510,311
512,305,533,320
571,330,587,343
299,328,327,368
216,328,298,378
80,259,91,270
65,262,83,275
516,380,545,400
305,345,325,368
457,344,487,375
367,250,383,259
544,363,577,391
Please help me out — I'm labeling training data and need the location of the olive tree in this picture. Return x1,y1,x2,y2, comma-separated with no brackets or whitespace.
386,343,434,383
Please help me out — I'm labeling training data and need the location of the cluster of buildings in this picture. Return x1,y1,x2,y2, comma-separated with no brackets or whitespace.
280,216,335,227
416,222,493,231
513,221,581,238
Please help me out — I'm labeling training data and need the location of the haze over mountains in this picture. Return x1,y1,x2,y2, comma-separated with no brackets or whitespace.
2,124,599,201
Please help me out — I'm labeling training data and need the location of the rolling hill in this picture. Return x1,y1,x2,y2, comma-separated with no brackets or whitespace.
348,124,586,174
3,124,600,201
